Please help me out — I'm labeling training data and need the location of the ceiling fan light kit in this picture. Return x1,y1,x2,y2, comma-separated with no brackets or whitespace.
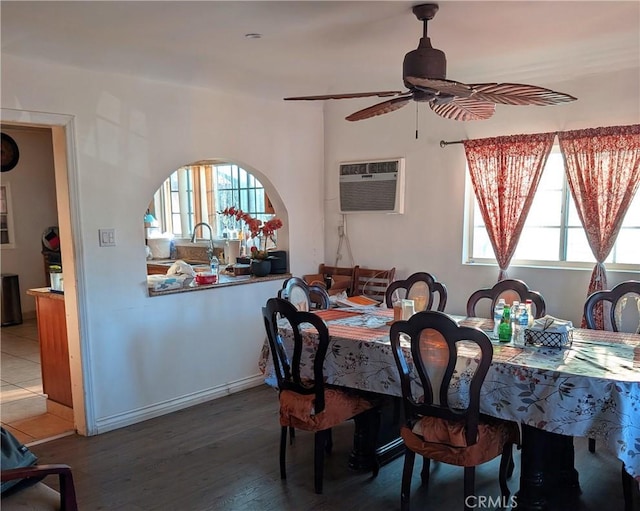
284,3,577,122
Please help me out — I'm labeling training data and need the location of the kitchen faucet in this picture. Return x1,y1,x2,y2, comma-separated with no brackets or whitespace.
191,222,214,259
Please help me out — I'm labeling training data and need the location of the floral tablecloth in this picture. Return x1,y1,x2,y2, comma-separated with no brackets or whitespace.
258,307,640,481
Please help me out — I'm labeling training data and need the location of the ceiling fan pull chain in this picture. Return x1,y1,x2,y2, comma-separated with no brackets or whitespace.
415,102,419,140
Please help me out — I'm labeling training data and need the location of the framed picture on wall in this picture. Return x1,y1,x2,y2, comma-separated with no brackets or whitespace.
0,183,16,248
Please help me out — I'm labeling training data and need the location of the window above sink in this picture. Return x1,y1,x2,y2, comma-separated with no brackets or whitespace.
148,162,276,242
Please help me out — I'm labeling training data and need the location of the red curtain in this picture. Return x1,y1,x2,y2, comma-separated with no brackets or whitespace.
558,124,640,328
464,133,555,280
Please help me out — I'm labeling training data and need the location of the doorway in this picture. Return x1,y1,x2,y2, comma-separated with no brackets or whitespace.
0,110,87,441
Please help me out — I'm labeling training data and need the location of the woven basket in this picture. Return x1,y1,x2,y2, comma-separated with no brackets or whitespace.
525,328,573,348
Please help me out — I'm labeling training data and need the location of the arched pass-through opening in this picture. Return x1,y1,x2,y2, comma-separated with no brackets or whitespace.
144,158,289,290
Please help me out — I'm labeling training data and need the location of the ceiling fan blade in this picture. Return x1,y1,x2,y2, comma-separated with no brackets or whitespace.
284,91,404,101
346,95,413,121
469,83,577,106
430,97,495,121
405,77,474,98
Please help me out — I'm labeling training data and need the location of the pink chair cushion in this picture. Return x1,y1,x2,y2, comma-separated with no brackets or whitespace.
411,415,474,447
402,416,519,467
279,388,375,431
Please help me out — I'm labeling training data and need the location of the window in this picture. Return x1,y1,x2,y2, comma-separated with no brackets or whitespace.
0,184,15,248
214,164,271,235
169,169,193,237
467,149,640,268
151,163,274,239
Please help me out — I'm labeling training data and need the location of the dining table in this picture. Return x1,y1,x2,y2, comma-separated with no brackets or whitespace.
258,306,640,510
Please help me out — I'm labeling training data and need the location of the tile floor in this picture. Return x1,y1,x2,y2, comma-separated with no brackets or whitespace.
1,318,74,445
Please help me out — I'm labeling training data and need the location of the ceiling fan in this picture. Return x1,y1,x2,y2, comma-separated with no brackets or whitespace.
284,3,577,122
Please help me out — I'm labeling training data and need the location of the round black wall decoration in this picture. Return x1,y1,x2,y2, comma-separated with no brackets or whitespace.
1,133,20,172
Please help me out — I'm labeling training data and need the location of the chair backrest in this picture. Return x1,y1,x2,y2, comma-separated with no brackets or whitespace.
385,272,447,312
262,297,330,413
584,280,640,333
308,284,331,311
317,264,359,296
278,277,330,311
390,311,493,446
353,266,396,301
466,278,546,319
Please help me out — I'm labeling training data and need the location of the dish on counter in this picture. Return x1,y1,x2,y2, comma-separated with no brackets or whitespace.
195,272,217,285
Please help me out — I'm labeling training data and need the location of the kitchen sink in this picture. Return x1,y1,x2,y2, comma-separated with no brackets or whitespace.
146,259,211,275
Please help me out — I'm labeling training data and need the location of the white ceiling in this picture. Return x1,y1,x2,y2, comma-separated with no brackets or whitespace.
2,1,639,101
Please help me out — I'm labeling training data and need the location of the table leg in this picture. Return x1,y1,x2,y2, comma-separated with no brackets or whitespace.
622,463,640,511
349,396,404,471
547,430,580,491
350,407,380,470
516,424,547,511
515,425,580,510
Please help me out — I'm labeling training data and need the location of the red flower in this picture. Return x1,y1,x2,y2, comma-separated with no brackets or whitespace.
220,207,282,257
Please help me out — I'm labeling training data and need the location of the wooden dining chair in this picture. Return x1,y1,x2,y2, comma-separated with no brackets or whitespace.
584,280,640,333
262,298,380,494
389,311,520,511
313,264,359,296
353,266,396,302
279,276,330,311
1,464,78,511
276,277,331,445
583,280,640,454
385,272,447,312
466,279,546,319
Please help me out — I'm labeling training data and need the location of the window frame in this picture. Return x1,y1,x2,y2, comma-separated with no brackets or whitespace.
0,183,16,249
152,163,273,240
464,148,640,272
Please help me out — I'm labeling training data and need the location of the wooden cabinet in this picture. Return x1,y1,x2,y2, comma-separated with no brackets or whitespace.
26,288,73,409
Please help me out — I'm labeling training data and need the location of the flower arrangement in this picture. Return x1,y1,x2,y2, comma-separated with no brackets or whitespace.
220,206,283,260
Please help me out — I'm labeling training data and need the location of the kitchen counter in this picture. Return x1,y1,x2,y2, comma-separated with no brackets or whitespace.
26,287,65,300
26,288,73,411
148,270,291,297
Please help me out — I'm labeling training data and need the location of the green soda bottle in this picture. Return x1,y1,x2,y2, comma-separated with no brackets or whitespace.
498,307,512,342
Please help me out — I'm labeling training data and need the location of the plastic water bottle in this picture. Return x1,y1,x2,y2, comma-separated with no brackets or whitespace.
525,299,534,327
517,305,529,346
498,307,512,342
210,255,220,282
493,299,506,338
510,300,520,330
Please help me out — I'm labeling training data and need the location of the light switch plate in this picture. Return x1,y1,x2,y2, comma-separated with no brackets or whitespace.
99,228,116,247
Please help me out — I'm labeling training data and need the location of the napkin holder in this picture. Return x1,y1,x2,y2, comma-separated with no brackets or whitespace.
525,316,573,348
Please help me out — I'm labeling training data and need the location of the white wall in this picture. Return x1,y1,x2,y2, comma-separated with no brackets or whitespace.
1,54,325,433
2,55,637,434
0,128,58,315
322,67,640,325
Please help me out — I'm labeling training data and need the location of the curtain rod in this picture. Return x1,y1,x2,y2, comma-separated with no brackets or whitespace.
440,130,568,148
439,139,465,148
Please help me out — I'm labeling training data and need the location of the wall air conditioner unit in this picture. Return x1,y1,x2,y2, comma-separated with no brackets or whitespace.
339,158,405,214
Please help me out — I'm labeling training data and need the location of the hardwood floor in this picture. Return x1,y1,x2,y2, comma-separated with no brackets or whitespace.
28,384,633,511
